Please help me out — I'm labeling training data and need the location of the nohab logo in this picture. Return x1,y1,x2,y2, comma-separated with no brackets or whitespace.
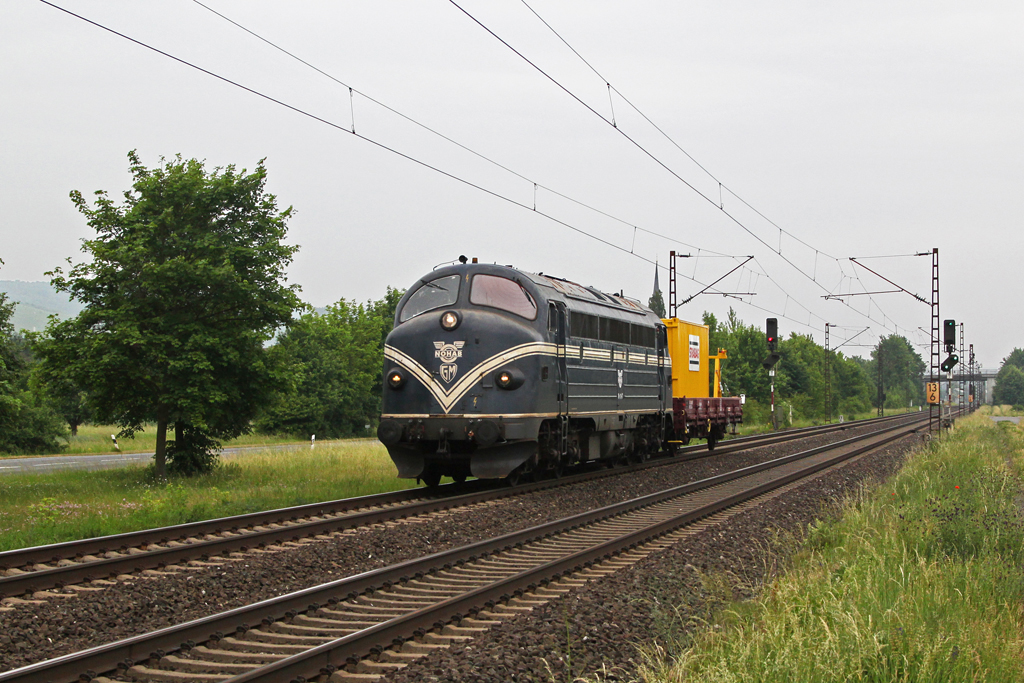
434,341,465,383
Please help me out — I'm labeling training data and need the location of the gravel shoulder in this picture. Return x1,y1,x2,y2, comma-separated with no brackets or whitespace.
0,420,919,673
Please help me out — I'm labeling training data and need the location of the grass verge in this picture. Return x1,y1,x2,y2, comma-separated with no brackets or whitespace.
0,441,415,551
0,424,353,458
638,412,1024,683
733,407,902,437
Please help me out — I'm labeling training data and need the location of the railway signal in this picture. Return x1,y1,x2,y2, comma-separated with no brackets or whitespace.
766,318,778,350
941,353,959,373
943,319,956,351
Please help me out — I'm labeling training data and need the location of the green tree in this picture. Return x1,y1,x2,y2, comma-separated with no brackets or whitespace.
1002,348,1024,371
833,354,872,416
0,287,67,453
993,349,1024,405
648,289,666,318
26,332,93,436
31,371,92,437
776,333,825,418
867,335,926,410
36,152,301,476
717,308,772,402
258,297,386,438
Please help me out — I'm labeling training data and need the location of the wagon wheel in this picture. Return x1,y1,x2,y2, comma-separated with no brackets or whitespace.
505,467,523,487
551,459,564,479
421,472,442,488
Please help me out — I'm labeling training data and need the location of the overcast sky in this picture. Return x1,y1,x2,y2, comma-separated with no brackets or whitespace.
2,1,1021,369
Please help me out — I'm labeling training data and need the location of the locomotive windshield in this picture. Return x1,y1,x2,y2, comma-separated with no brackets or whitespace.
399,274,461,322
470,274,537,320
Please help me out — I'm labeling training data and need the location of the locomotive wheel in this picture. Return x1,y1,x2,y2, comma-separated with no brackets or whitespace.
505,468,523,487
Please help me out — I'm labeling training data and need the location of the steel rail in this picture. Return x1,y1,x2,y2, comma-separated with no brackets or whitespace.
231,419,921,683
0,414,927,683
0,411,924,598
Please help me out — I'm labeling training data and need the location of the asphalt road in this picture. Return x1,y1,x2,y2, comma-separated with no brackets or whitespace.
0,440,377,475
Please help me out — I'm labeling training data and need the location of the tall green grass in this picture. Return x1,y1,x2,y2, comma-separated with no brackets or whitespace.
639,413,1024,683
0,424,341,458
0,441,415,551
978,404,1022,417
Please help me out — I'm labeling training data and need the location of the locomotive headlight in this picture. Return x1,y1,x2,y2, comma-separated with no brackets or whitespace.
494,367,524,390
440,310,461,331
387,369,407,389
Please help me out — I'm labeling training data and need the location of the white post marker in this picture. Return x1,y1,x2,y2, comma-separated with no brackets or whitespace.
111,434,120,451
311,434,316,450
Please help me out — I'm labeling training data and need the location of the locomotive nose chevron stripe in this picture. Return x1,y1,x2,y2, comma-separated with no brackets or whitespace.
384,342,559,414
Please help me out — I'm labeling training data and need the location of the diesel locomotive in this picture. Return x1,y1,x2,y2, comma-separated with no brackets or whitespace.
376,259,674,486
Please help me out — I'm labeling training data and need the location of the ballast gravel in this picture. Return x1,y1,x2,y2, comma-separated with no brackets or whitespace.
0,418,921,674
386,436,916,683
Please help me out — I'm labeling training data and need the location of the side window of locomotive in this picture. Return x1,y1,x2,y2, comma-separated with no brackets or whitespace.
599,317,630,345
630,324,656,348
470,274,537,320
570,312,599,339
398,274,461,323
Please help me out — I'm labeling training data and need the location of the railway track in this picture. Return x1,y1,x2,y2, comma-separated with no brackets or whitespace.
0,412,925,600
0,413,931,683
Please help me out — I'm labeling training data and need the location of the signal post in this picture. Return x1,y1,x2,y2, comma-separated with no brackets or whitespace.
763,318,780,430
940,319,960,429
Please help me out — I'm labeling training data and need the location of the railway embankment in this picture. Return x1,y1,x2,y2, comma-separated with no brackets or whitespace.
636,412,1024,683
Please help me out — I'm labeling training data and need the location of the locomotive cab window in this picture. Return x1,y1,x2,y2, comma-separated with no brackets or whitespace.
470,274,537,320
399,274,461,323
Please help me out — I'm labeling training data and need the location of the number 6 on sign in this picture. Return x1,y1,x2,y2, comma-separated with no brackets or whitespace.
926,382,940,405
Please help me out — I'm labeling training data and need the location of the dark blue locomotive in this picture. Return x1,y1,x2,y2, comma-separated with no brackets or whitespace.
376,259,673,486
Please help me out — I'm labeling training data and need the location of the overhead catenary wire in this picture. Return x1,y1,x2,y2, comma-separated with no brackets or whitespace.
463,0,911,336
520,0,837,263
188,0,735,261
38,0,747,303
168,3,889,337
43,0,908,342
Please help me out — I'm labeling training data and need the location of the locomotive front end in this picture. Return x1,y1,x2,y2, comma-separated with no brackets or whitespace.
377,264,555,486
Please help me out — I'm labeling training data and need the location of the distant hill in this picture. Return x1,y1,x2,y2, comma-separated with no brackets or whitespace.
0,280,83,333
